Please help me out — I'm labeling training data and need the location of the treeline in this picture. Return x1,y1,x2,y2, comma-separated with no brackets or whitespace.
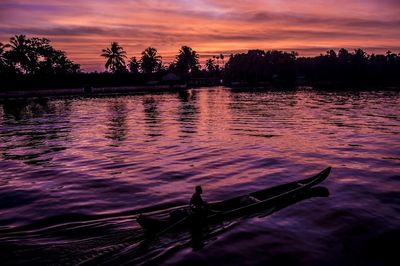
0,35,80,75
1,35,400,91
224,48,400,87
99,42,223,80
296,49,400,87
0,35,224,90
0,35,224,78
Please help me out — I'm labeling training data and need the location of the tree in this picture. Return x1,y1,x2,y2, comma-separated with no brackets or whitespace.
386,50,397,63
205,58,217,73
338,48,350,61
204,58,222,78
354,48,368,61
101,42,127,73
220,53,225,65
224,49,296,84
4,35,80,75
7,35,33,73
167,62,176,72
0,42,9,71
128,57,140,73
38,49,80,74
327,49,337,58
175,46,199,78
140,47,162,73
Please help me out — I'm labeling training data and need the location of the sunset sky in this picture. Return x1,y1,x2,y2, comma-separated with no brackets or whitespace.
1,0,399,71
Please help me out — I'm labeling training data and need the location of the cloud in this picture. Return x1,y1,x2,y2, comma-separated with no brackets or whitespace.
1,0,399,71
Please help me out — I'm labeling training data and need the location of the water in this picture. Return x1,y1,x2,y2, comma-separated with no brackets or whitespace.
0,87,399,265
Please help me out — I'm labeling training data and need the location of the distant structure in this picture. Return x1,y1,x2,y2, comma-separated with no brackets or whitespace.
162,72,180,82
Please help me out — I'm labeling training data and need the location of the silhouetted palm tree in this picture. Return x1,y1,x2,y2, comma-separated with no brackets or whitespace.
175,46,199,78
8,35,33,73
0,42,10,72
0,43,6,65
129,57,140,73
3,35,80,75
140,47,162,73
205,58,217,73
9,35,29,53
101,42,127,73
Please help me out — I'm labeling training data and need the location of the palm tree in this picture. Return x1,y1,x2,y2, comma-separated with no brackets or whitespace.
128,57,140,74
0,42,10,72
8,35,33,73
9,35,29,54
140,47,162,73
205,58,217,73
101,42,127,73
175,46,199,78
0,43,6,65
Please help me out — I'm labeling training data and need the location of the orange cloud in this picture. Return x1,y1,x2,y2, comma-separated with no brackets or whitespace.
1,0,399,71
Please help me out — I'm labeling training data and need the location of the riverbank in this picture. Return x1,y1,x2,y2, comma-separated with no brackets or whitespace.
1,82,399,99
0,84,188,98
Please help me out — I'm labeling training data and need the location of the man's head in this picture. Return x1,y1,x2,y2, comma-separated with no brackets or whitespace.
195,185,202,194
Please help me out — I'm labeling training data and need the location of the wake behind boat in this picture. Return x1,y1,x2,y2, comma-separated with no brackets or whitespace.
137,167,331,233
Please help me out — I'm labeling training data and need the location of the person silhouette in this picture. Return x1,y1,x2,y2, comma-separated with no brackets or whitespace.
190,185,206,212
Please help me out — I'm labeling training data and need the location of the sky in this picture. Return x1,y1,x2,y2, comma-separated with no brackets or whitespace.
1,0,399,71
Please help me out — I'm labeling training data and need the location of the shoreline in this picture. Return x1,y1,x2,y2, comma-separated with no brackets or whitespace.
1,83,399,99
0,84,188,98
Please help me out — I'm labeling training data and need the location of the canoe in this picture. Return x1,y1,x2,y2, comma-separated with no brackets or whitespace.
137,167,331,233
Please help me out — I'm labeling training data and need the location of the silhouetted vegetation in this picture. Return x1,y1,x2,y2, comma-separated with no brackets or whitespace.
171,46,200,79
0,35,80,76
1,34,400,92
295,49,400,87
224,48,400,87
128,57,140,74
101,42,127,73
140,47,162,74
224,50,297,85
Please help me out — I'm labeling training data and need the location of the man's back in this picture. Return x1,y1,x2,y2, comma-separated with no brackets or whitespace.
190,192,203,209
190,185,204,210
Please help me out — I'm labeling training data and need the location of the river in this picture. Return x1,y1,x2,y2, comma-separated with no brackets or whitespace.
0,87,399,265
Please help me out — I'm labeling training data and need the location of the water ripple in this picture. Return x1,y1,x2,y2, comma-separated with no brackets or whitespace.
0,88,399,265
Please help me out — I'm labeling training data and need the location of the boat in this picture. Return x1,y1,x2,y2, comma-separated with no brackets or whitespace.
137,167,331,233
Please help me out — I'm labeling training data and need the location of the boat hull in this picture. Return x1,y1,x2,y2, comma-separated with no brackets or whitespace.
137,167,331,233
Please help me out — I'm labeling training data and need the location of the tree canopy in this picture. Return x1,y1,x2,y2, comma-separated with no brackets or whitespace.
140,47,162,73
2,34,400,88
0,35,80,75
174,46,200,78
224,50,297,84
101,42,127,73
128,57,140,74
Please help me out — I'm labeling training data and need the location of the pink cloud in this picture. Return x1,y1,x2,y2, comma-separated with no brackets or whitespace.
1,0,399,71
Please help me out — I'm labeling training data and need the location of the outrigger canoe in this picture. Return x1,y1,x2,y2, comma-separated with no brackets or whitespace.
137,167,331,233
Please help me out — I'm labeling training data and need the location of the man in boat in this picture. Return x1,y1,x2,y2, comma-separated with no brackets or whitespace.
190,185,207,213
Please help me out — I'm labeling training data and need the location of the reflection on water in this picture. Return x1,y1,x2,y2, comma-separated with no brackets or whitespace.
178,90,199,137
143,96,162,138
0,87,399,265
106,99,128,146
1,98,71,165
